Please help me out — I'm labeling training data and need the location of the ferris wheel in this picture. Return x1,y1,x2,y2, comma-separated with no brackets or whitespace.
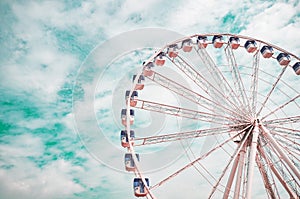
120,33,300,199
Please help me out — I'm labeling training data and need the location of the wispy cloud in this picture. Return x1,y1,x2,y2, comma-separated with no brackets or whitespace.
0,0,299,198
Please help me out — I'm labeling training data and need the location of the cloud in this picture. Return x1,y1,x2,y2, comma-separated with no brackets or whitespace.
0,0,299,198
0,159,84,199
240,2,300,54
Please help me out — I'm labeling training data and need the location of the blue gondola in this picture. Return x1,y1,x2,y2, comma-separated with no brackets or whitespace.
260,45,274,58
124,153,140,171
143,62,154,77
197,35,208,48
244,40,257,53
292,62,300,75
212,35,224,48
181,39,193,52
276,53,291,66
133,75,145,90
229,37,240,49
133,178,149,197
121,109,135,126
125,90,138,107
120,130,135,148
154,52,166,66
167,44,179,58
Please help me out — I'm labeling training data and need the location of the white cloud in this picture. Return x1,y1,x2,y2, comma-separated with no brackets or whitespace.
241,2,300,55
1,0,299,198
0,134,44,158
0,159,84,199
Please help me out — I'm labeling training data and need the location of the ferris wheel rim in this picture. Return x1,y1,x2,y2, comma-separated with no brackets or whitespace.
124,33,300,199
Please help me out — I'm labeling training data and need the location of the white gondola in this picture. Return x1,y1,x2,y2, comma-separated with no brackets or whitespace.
133,75,145,90
125,90,138,107
154,52,166,66
120,130,134,148
124,153,139,172
167,44,179,58
260,46,274,58
143,62,154,77
181,39,193,52
133,178,149,197
276,53,291,66
197,35,208,48
244,40,257,53
212,35,224,48
121,109,134,126
229,37,240,49
292,62,300,75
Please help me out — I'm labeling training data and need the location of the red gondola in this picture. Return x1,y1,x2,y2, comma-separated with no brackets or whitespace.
229,37,240,49
125,90,138,107
277,53,291,66
244,40,257,53
121,109,134,126
260,46,274,58
133,178,149,197
167,44,179,58
133,75,145,90
181,39,193,52
154,53,166,66
197,35,208,48
124,153,139,172
143,62,154,77
212,35,224,48
120,130,135,148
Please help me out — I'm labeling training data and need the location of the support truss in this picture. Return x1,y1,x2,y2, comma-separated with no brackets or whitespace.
224,45,250,114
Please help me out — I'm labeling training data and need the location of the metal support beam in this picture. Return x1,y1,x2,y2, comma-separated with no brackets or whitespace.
245,123,260,199
234,143,246,199
258,145,298,199
259,124,300,181
223,150,240,199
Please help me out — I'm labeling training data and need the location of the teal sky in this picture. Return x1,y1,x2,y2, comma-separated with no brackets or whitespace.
0,0,299,198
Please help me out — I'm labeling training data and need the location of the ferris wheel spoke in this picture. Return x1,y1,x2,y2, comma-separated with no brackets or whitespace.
263,143,300,197
250,52,260,116
271,125,300,134
150,126,249,191
270,132,300,163
273,138,300,157
269,130,300,141
275,139,300,165
264,115,300,126
182,141,223,191
134,99,241,124
258,144,298,198
255,152,280,199
262,94,300,120
195,46,247,113
168,55,248,119
134,125,243,146
266,127,300,144
271,131,300,147
265,124,300,135
270,139,300,172
224,45,251,114
257,66,288,116
208,127,253,198
260,124,300,181
145,70,247,120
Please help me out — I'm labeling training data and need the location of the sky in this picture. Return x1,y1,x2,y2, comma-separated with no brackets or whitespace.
0,0,299,199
